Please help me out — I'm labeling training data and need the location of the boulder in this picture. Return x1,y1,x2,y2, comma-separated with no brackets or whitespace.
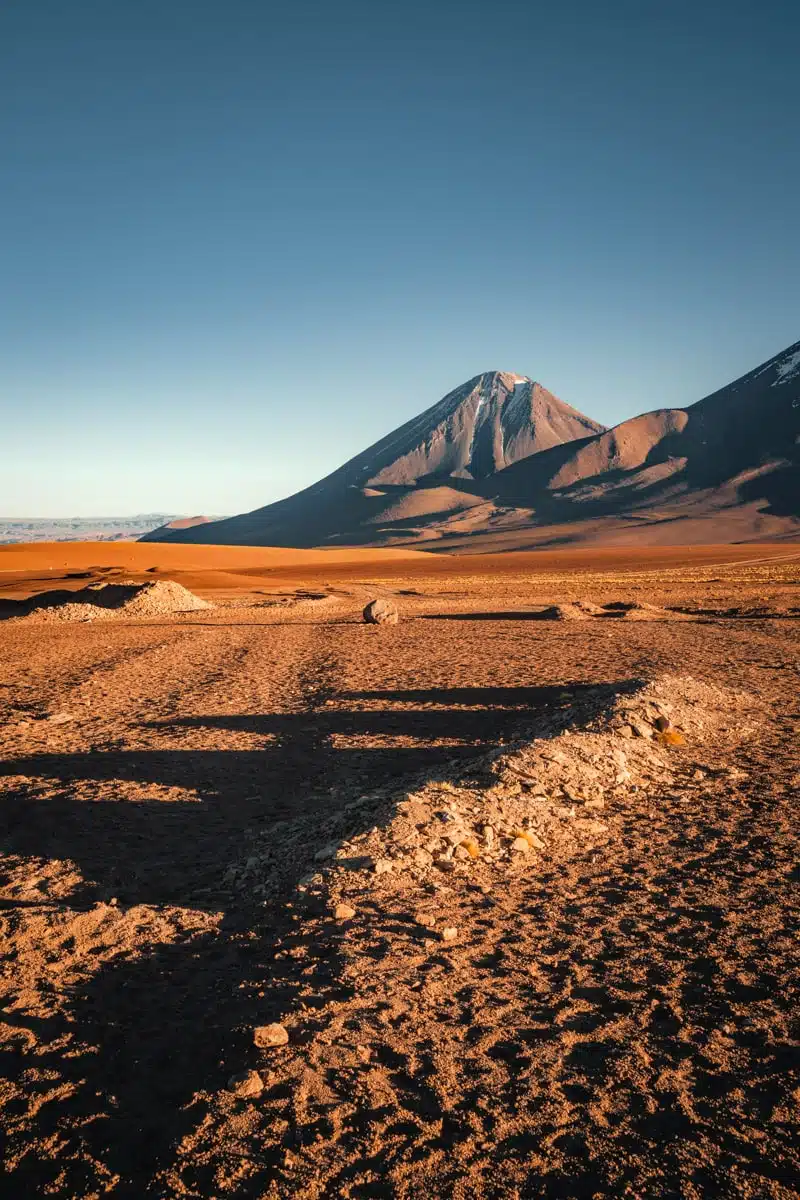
363,599,399,625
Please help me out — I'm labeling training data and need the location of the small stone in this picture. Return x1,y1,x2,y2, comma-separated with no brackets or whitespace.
453,845,471,861
653,714,670,732
413,847,433,868
372,858,393,875
657,729,686,746
362,599,399,625
631,722,653,740
440,926,458,942
583,798,605,811
333,903,356,920
47,712,73,725
314,843,339,863
511,837,530,853
482,825,495,848
228,1069,264,1098
253,1023,289,1049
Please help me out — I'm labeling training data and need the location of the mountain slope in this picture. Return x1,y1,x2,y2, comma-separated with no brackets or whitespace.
489,340,800,529
146,343,800,549
143,372,604,547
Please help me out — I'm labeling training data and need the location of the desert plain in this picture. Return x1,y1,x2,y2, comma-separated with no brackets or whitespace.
0,540,798,1198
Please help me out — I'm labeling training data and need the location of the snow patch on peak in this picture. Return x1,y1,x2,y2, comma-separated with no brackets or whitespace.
772,349,800,387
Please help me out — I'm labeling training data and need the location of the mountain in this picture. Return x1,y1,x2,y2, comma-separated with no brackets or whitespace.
1,514,182,545
479,339,800,544
146,343,800,550
141,515,215,541
142,372,604,547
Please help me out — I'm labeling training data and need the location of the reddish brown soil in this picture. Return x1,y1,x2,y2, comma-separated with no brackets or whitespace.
0,545,798,1197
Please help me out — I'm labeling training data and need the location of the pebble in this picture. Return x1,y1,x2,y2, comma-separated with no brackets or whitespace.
228,1069,264,1098
440,927,458,942
253,1023,289,1049
511,837,531,853
372,858,393,875
314,843,339,863
333,903,356,920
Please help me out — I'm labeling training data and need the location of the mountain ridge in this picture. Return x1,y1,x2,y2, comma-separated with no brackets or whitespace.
143,343,800,548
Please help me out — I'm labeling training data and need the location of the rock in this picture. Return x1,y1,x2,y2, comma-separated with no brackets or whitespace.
482,825,495,848
440,927,458,942
363,599,399,625
511,836,531,853
228,1069,264,1098
253,1023,289,1049
413,847,433,868
47,712,73,725
453,845,471,861
631,721,653,739
372,858,393,875
653,714,671,732
657,729,686,746
333,903,356,920
512,828,544,850
314,843,339,863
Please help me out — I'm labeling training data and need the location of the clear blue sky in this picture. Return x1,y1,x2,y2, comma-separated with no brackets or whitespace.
2,0,798,517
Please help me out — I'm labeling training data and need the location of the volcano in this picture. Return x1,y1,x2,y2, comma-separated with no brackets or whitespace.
144,343,800,549
143,372,604,547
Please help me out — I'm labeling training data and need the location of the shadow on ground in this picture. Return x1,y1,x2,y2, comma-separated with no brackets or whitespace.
0,678,638,1195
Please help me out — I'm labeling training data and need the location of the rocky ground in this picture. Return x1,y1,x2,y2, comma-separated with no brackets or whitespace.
0,552,798,1198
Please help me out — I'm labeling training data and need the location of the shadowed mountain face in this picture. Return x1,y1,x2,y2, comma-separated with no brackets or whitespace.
147,344,800,549
490,340,800,522
142,372,604,547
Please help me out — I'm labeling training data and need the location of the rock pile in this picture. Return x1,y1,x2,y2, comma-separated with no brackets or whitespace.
226,674,760,904
13,580,211,623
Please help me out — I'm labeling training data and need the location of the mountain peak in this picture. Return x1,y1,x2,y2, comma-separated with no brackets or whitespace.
357,372,605,487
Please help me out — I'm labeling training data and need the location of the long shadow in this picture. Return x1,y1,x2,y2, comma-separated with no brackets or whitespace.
422,610,565,621
0,678,639,1196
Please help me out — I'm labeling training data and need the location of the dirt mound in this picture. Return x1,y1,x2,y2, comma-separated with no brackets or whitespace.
227,673,760,903
540,601,593,620
12,580,211,623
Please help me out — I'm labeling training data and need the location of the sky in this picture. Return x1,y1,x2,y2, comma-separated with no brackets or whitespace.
1,0,799,517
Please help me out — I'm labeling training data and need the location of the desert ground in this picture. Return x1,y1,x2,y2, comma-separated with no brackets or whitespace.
0,542,798,1198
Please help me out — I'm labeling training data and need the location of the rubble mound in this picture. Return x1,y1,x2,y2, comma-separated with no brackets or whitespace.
14,580,211,623
226,673,760,902
603,600,684,621
541,602,593,620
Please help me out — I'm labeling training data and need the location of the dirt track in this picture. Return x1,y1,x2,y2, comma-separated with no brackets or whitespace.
0,549,798,1197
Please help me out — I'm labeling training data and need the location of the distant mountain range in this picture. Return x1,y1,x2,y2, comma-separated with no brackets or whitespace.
0,514,181,545
144,342,800,549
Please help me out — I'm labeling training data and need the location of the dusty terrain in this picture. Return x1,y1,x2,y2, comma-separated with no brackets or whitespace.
1,543,798,1198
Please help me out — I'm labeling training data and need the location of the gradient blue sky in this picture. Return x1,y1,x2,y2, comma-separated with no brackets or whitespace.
2,0,798,517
